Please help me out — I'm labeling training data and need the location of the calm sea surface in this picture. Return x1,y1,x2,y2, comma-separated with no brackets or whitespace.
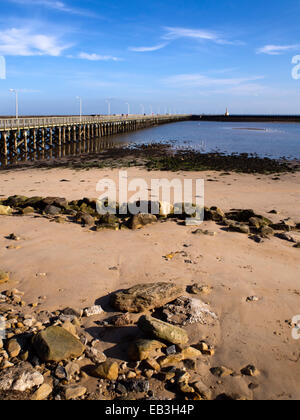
110,120,300,159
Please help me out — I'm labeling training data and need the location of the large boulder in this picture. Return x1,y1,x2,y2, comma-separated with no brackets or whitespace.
138,315,189,345
32,326,85,362
110,282,183,313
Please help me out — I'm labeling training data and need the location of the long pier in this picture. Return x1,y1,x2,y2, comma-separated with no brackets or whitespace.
192,114,300,123
0,114,189,167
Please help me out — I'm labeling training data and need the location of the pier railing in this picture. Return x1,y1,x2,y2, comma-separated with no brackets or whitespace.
0,114,188,131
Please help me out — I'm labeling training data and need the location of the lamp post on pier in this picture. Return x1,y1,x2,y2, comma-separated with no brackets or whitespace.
106,100,111,116
9,89,19,119
125,102,130,115
76,96,82,122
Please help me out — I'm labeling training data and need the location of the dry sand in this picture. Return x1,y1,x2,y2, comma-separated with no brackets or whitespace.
0,166,300,400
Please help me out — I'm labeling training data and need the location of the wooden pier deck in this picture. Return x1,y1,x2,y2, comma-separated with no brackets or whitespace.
0,114,189,167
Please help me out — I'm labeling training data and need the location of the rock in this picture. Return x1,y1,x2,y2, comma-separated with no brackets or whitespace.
65,385,86,400
105,313,132,327
158,354,183,367
260,226,274,237
4,195,28,208
0,205,13,216
75,212,94,227
92,361,119,381
129,214,157,230
44,205,61,216
275,233,296,243
211,366,234,378
42,197,68,210
227,221,250,235
54,365,66,380
208,207,225,222
85,347,107,364
6,339,21,358
192,229,216,237
21,207,35,215
62,321,78,338
241,365,260,377
83,305,103,317
125,379,149,393
193,380,212,400
31,383,53,400
116,383,128,395
159,202,174,217
166,345,177,356
96,214,120,231
249,217,263,229
128,339,166,361
246,296,259,303
188,284,212,295
162,296,217,326
143,358,161,372
0,362,44,392
7,233,21,241
181,346,202,360
294,242,300,249
32,326,85,362
110,282,183,313
65,362,80,380
138,315,189,345
0,271,9,285
225,209,256,223
270,223,291,232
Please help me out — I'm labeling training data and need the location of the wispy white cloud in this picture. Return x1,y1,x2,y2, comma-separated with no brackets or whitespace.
129,43,167,53
257,44,300,55
162,26,243,45
0,27,71,56
162,73,264,88
8,0,95,17
78,52,122,61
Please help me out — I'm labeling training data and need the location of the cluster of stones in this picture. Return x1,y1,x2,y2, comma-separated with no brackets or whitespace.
203,207,300,246
0,283,259,400
0,196,299,245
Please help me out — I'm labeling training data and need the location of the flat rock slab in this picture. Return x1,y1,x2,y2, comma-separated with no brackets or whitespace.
110,282,183,313
138,315,189,345
162,296,218,326
32,326,85,362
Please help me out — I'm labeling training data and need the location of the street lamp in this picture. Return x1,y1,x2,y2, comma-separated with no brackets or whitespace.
76,96,82,122
150,105,153,115
9,89,18,119
106,100,111,116
125,102,130,115
140,104,145,115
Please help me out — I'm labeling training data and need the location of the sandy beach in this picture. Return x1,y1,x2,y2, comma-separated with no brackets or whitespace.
0,166,299,400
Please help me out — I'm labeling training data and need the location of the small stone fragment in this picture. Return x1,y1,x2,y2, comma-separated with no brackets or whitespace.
92,361,119,381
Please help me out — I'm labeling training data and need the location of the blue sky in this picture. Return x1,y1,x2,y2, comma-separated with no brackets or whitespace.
0,0,300,115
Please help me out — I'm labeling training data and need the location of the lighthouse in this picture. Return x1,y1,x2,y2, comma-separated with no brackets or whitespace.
225,108,230,117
